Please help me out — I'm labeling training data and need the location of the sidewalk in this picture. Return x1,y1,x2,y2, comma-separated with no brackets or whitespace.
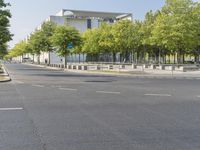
24,63,200,79
0,64,11,82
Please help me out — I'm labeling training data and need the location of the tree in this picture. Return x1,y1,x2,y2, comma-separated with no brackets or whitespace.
82,28,102,62
98,23,116,62
29,30,47,64
152,0,195,64
112,20,136,62
129,21,143,63
0,0,12,58
189,2,200,63
140,10,164,64
51,25,81,67
40,21,56,65
8,40,27,60
0,44,7,59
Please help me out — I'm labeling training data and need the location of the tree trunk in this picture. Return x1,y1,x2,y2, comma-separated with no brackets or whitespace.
158,48,161,65
177,49,183,64
32,54,34,63
182,54,185,64
79,53,80,64
38,55,40,64
48,51,51,65
174,53,176,64
65,54,67,68
136,52,139,64
83,53,85,63
125,51,129,63
22,54,24,63
132,51,134,64
112,52,116,63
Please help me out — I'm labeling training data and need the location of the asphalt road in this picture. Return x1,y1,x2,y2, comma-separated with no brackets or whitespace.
1,63,200,150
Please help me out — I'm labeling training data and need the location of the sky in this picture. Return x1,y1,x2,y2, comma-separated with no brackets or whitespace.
7,0,199,48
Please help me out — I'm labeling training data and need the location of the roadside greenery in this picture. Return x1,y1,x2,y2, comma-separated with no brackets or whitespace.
0,0,12,59
8,0,200,64
51,25,82,66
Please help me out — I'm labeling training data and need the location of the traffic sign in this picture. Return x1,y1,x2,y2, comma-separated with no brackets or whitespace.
67,42,73,49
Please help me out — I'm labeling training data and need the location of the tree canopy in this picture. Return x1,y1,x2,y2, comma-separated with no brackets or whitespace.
0,0,12,58
8,0,200,64
51,25,81,65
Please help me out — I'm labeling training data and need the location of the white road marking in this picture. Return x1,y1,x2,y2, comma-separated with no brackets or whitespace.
32,84,44,88
96,91,121,94
197,96,200,98
59,88,77,91
0,107,24,111
51,85,61,88
144,93,171,97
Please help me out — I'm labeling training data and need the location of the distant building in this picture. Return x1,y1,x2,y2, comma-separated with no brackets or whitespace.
29,9,132,64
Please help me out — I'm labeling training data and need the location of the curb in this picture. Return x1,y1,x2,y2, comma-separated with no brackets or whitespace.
0,76,11,82
65,69,200,80
0,64,11,82
23,63,200,80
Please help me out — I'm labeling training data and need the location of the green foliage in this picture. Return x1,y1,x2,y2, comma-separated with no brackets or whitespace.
112,20,135,53
98,23,115,53
29,30,47,55
0,0,12,58
10,0,200,64
151,0,197,63
82,28,101,55
8,40,27,58
51,25,81,57
0,44,7,58
40,21,57,52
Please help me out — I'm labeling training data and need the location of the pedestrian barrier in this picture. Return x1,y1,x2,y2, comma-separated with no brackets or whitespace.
179,65,199,72
108,65,113,70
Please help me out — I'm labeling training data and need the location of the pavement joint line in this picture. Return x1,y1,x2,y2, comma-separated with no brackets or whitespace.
14,80,24,84
32,84,45,88
0,107,24,111
96,91,121,94
144,93,172,97
59,88,77,91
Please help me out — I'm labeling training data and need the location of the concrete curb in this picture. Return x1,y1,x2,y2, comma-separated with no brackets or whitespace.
0,64,11,82
65,69,200,80
23,63,200,80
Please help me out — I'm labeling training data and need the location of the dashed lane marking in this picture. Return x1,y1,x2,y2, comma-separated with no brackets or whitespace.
144,93,171,97
59,88,77,91
0,107,24,111
96,91,121,94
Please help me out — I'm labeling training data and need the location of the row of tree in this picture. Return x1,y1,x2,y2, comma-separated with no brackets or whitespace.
8,22,81,66
8,0,200,65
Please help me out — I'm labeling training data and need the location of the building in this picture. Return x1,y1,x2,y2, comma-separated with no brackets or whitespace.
28,9,132,64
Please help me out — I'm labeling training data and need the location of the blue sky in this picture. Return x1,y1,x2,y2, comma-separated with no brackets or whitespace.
7,0,198,48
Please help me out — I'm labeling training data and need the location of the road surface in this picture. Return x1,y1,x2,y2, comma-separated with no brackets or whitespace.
1,63,200,150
